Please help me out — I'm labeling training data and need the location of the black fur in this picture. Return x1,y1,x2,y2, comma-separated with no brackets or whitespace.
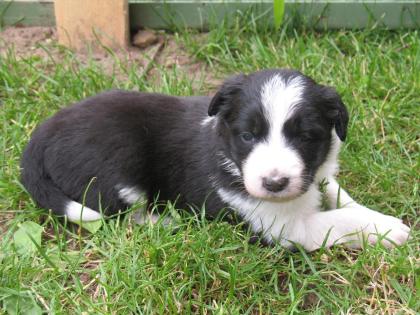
21,91,228,216
21,69,348,219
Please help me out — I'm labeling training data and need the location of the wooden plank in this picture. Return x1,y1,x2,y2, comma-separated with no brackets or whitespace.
54,0,129,50
129,2,420,30
1,1,419,29
0,2,55,27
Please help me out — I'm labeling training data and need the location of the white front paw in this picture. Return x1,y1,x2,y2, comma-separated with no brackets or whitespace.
358,213,410,248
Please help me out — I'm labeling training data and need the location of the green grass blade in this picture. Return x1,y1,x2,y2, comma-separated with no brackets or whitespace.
273,0,285,29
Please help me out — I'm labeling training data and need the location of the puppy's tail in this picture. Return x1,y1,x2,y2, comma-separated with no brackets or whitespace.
20,138,102,222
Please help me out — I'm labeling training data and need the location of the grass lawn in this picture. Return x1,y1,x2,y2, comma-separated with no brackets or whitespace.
0,21,419,314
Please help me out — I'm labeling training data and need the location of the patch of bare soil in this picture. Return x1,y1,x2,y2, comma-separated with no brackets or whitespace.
0,26,221,92
0,212,14,235
0,26,56,57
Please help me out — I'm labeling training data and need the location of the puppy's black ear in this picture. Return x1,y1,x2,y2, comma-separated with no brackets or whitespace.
208,74,246,116
321,86,349,141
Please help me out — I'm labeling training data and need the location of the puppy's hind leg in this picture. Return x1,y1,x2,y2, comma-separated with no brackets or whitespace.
65,201,102,222
119,187,173,227
132,211,173,226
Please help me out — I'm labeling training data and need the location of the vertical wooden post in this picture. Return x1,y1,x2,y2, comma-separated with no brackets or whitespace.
54,0,129,51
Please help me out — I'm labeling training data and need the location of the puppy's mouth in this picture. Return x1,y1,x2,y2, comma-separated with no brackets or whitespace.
246,189,305,203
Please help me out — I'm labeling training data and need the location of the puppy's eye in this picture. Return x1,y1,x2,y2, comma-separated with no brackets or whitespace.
240,132,255,143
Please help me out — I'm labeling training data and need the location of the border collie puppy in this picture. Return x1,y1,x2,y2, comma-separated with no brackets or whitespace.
21,69,410,251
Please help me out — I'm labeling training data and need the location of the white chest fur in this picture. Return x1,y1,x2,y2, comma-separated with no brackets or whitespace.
217,184,321,248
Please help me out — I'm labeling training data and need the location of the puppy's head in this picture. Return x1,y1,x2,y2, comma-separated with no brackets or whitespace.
209,69,348,201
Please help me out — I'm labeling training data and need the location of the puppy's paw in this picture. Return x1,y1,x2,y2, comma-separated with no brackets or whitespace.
302,207,410,251
360,213,410,248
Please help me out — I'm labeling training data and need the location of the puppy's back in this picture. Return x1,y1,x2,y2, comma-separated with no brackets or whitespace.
20,90,193,219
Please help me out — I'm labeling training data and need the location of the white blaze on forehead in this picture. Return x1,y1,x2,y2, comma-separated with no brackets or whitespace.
242,74,306,199
260,74,305,131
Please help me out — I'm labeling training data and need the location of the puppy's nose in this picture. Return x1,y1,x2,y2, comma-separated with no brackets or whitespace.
262,177,290,192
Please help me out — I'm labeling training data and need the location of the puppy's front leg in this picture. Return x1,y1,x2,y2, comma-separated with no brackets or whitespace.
299,207,410,251
294,177,410,251
324,176,360,209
